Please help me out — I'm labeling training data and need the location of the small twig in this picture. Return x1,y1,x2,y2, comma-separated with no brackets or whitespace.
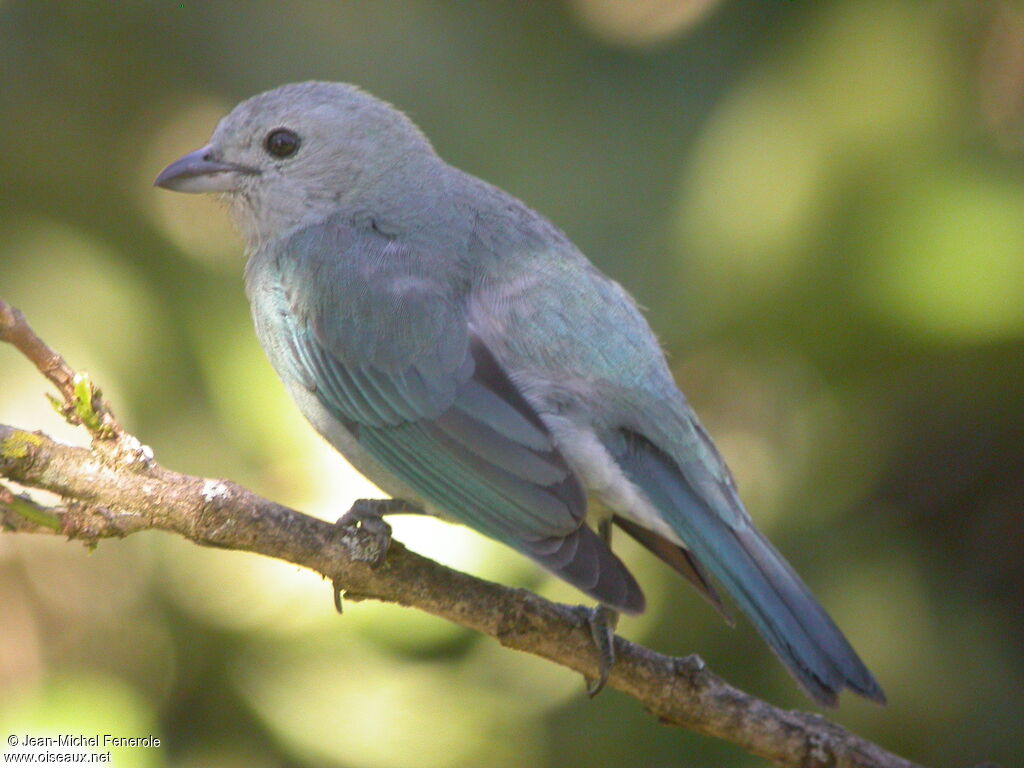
0,299,122,439
0,482,63,532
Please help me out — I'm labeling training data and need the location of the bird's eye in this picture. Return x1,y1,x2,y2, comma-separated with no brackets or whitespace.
264,128,300,158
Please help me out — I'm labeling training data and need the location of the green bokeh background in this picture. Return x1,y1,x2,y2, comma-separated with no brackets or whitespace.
1,2,1021,766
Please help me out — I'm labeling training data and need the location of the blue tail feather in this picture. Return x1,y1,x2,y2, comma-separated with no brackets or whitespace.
615,431,885,706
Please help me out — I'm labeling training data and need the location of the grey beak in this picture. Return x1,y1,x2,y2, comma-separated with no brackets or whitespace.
154,145,257,193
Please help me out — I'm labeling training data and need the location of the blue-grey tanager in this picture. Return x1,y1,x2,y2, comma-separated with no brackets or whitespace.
156,81,884,706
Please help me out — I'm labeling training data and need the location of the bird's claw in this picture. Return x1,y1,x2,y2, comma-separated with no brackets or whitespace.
580,604,619,697
332,580,345,614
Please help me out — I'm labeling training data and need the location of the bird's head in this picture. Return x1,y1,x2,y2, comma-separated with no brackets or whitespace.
155,81,439,244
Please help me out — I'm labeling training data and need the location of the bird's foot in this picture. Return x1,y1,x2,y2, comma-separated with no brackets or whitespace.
334,497,426,564
334,498,411,566
331,498,424,614
331,498,426,612
578,604,620,697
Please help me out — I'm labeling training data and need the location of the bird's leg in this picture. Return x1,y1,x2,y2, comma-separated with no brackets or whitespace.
332,498,425,611
583,518,620,697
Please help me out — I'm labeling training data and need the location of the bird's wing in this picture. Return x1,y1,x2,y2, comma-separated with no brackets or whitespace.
471,228,883,703
266,217,644,613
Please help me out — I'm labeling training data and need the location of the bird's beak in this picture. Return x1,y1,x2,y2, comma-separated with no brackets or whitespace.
154,145,257,193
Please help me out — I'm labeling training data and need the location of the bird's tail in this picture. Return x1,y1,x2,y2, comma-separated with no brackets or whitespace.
617,432,885,707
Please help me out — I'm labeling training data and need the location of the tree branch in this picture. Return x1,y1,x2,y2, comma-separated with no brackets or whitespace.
0,298,927,768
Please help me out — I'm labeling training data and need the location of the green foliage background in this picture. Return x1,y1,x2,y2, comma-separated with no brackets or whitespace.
1,2,1021,766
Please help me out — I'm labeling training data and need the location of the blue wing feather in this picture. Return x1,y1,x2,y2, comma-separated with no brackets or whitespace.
261,215,645,613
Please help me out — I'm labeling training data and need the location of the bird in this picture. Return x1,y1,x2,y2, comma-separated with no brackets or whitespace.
155,81,885,707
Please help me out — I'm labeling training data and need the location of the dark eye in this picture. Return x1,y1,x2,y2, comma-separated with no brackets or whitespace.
264,128,300,158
